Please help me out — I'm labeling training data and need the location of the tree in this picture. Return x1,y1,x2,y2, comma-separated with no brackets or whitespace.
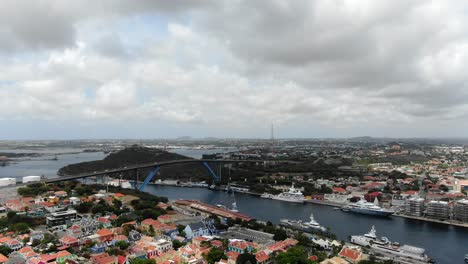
130,259,156,264
11,223,30,234
172,239,186,250
114,241,129,250
276,246,313,264
204,248,227,264
74,201,93,214
295,233,311,246
237,253,257,264
273,229,287,241
0,245,11,256
149,225,155,236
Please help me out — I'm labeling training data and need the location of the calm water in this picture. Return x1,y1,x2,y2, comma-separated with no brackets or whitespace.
0,151,106,179
143,184,467,264
0,147,224,179
0,148,466,263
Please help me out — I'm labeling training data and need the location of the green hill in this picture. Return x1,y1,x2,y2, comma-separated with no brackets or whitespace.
58,145,212,182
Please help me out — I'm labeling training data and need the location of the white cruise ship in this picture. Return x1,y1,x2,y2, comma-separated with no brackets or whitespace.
350,226,433,263
263,184,305,203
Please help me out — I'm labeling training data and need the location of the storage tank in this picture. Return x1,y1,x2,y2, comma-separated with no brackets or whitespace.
22,175,41,183
0,178,16,187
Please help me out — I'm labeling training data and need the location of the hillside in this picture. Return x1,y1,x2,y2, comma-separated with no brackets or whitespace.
58,145,211,182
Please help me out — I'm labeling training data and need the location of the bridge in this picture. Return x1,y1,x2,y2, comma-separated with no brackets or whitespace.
42,159,295,191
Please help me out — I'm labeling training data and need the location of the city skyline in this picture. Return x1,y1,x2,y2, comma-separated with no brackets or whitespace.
2,1,468,139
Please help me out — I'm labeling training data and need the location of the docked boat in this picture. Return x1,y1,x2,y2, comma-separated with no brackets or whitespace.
465,254,468,263
263,184,305,203
260,193,274,199
229,202,239,213
351,226,434,263
342,198,394,217
280,213,326,232
107,179,132,189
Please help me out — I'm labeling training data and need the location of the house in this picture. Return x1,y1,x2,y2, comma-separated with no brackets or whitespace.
255,250,270,264
112,235,129,244
54,191,68,198
5,239,23,251
59,236,80,248
67,225,83,238
320,256,349,264
29,231,45,242
97,228,114,242
225,251,240,263
56,250,76,264
0,253,7,263
158,215,173,224
338,246,366,264
90,242,108,254
210,240,223,248
128,231,142,242
69,197,81,205
184,222,210,239
228,241,254,254
98,217,113,228
91,253,119,264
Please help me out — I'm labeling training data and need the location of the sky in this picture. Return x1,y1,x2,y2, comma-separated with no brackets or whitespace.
1,1,468,139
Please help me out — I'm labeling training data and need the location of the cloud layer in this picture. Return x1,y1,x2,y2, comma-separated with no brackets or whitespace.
1,0,468,139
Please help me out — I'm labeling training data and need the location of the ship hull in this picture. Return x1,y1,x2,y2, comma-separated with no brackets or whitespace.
271,197,305,203
348,208,393,217
279,221,326,233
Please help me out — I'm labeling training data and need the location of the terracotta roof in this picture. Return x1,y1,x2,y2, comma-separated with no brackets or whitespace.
339,247,361,261
0,253,7,262
97,228,114,237
60,236,79,244
56,250,71,258
114,193,125,197
255,251,269,262
225,251,240,261
332,187,346,193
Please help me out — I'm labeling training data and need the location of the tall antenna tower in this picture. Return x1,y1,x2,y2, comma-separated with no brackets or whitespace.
270,123,275,152
270,123,274,142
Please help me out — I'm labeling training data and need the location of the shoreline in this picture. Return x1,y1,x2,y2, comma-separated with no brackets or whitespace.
393,213,468,228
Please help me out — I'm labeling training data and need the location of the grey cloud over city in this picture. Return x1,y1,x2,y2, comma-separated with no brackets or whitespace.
1,0,468,139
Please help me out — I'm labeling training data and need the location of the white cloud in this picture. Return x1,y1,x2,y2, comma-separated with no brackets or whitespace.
1,0,468,138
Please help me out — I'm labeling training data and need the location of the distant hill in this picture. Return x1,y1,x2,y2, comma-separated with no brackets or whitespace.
58,145,211,182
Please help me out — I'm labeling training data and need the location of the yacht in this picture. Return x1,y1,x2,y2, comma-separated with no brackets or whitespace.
280,213,326,232
342,197,394,216
351,226,434,263
266,184,305,203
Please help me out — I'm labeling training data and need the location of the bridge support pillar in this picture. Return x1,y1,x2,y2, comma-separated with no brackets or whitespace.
137,165,160,191
202,162,220,182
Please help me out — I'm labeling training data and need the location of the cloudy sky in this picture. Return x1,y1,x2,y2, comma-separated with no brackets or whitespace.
1,0,468,139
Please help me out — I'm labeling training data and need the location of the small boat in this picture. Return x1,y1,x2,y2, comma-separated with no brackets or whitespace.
229,202,239,213
464,254,468,263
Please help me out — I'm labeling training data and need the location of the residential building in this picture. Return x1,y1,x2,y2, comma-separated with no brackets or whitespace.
184,221,210,239
405,197,425,216
454,199,468,222
46,210,78,227
426,200,450,220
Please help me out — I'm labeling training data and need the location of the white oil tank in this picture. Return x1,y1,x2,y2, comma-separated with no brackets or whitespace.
0,178,16,187
22,175,41,183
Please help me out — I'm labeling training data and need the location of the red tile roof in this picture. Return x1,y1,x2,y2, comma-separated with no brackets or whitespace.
255,251,269,262
339,247,361,261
